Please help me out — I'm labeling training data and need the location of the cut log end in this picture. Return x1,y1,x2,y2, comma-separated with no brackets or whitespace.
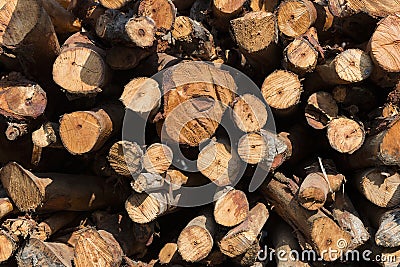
108,141,143,177
284,38,318,75
237,132,269,165
327,117,365,154
0,230,17,263
232,94,268,133
99,0,130,9
298,173,329,210
142,143,173,174
138,0,176,33
159,242,178,264
125,193,166,224
334,49,373,83
214,189,249,227
125,16,156,48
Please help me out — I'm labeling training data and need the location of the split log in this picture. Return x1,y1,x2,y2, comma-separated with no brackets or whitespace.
329,0,400,19
108,140,143,177
120,77,161,118
0,0,60,82
0,162,127,212
0,73,47,121
96,10,156,48
232,94,268,133
369,16,400,74
353,167,400,208
305,91,338,130
327,117,365,154
131,173,164,193
32,122,63,149
218,203,269,257
261,70,302,114
125,191,178,223
197,139,241,186
31,212,79,241
73,227,124,267
142,143,173,174
17,238,74,267
41,0,81,34
137,0,176,34
316,49,373,85
53,32,110,97
106,46,154,70
260,172,352,260
230,11,279,74
375,208,400,248
59,102,124,155
277,0,317,37
177,211,215,262
250,0,278,12
283,38,318,76
171,16,216,60
213,187,249,227
212,0,246,31
99,0,132,9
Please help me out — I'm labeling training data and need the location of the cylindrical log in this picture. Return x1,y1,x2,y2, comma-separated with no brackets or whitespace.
59,102,124,155
108,140,143,177
106,46,154,70
327,117,365,154
0,162,127,212
0,229,18,263
31,212,79,241
305,91,338,130
261,70,302,114
172,16,216,60
232,94,268,133
212,0,246,31
316,49,373,85
283,38,318,76
53,32,110,96
142,143,173,174
218,203,269,257
277,0,317,37
137,0,176,34
0,198,14,220
298,172,330,210
213,187,249,227
177,212,216,262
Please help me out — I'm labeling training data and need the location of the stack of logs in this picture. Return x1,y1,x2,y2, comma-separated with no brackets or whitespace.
0,0,400,266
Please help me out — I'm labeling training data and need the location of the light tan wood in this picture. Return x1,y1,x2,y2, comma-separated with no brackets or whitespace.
213,187,249,227
138,0,176,33
159,243,179,264
108,140,143,177
232,94,268,133
99,0,132,9
327,117,365,154
283,38,318,76
250,0,278,12
142,143,173,174
212,0,246,31
298,172,330,210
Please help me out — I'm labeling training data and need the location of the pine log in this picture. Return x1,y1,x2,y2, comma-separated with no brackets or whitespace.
120,77,161,118
106,46,154,70
283,38,318,76
369,16,400,74
41,0,81,34
250,0,278,12
137,0,176,34
261,70,302,114
142,143,173,174
197,139,240,186
327,117,365,154
125,191,178,223
329,0,400,18
353,167,400,208
131,173,164,193
73,227,124,267
0,162,126,212
218,203,269,257
0,0,60,82
305,91,338,130
99,0,132,9
108,140,143,177
230,11,279,74
212,0,246,31
162,62,236,147
17,238,74,267
232,94,268,133
31,212,79,241
277,0,317,38
375,208,400,248
260,172,352,261
297,172,330,210
177,212,216,262
316,49,373,85
0,73,46,121
53,32,110,97
96,10,156,48
59,102,124,155
213,187,249,227
172,16,216,60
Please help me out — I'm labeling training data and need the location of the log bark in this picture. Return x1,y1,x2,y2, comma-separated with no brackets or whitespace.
73,227,124,267
197,139,241,186
0,0,60,82
353,167,400,208
261,70,302,114
277,0,317,37
213,187,249,227
53,32,110,97
375,208,400,248
171,16,216,60
212,0,246,31
260,172,352,260
96,10,156,48
17,238,74,267
106,46,154,70
305,91,338,130
327,117,365,154
137,0,176,34
0,162,127,212
316,49,373,85
232,94,268,133
42,0,81,34
108,140,143,177
59,102,124,155
31,212,79,241
218,203,269,257
177,211,216,262
142,143,173,174
283,38,318,76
